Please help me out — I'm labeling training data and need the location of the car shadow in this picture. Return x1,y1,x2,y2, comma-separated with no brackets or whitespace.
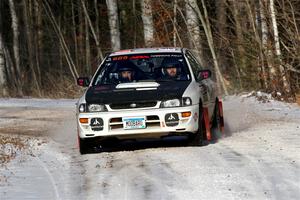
89,136,207,154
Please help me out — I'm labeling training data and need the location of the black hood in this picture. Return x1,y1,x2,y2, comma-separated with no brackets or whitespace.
85,81,190,104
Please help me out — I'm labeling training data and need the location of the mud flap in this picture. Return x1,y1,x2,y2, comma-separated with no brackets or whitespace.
203,107,211,141
218,100,225,134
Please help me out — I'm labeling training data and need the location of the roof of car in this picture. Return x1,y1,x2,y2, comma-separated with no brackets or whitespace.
109,47,184,56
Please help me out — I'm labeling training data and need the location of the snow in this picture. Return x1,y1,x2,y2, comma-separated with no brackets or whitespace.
0,96,299,200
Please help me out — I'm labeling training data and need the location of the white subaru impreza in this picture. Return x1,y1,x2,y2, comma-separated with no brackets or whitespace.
76,48,224,154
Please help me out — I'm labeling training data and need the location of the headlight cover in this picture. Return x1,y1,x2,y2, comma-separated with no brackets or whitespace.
79,104,86,113
161,97,192,108
161,99,181,108
182,97,192,106
87,104,107,112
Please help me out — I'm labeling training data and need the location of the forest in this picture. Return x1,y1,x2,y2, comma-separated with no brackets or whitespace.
0,0,299,100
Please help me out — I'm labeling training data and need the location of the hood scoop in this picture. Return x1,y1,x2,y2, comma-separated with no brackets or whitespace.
116,82,160,90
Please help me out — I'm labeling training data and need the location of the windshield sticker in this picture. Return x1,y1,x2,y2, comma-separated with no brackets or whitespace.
129,55,150,60
111,54,181,61
150,54,182,58
112,56,128,61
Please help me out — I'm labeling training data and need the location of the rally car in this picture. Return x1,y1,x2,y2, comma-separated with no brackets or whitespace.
76,48,224,154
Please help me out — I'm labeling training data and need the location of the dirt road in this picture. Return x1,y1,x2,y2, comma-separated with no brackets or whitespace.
0,96,299,200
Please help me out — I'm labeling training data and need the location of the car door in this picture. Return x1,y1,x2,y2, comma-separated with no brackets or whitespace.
185,51,215,119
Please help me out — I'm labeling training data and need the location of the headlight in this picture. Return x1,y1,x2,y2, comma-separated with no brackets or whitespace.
161,99,181,108
87,104,107,112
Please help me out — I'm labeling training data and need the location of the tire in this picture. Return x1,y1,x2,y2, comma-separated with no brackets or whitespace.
188,103,206,146
79,137,88,155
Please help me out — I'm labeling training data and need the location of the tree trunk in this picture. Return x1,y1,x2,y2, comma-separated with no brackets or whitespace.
0,32,8,96
78,0,84,73
141,0,154,47
94,0,101,60
0,0,8,96
33,0,42,85
269,0,291,93
71,1,79,68
185,0,205,67
173,0,177,47
85,9,91,75
106,0,121,51
8,0,23,96
58,0,64,78
133,0,137,48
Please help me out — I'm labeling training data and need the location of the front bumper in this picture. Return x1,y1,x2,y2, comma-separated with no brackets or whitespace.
77,104,199,139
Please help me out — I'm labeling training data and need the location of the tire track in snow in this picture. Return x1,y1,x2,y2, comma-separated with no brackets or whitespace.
34,156,61,200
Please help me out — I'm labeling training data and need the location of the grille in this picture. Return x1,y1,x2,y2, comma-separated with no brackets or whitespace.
109,101,157,110
109,115,160,130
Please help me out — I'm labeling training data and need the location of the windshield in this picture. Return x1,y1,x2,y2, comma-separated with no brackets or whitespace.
93,53,191,86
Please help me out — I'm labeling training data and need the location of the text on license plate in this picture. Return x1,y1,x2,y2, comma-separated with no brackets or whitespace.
122,117,146,130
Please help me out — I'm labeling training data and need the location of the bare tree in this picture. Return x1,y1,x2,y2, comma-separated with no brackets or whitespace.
8,0,23,96
141,0,154,47
259,0,274,88
185,0,205,67
106,0,121,51
81,0,104,60
41,0,79,82
23,0,41,96
191,0,228,95
216,0,227,71
158,0,183,47
231,0,247,79
245,0,268,89
269,0,291,93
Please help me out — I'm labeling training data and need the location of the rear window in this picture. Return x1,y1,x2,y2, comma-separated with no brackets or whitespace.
93,53,191,86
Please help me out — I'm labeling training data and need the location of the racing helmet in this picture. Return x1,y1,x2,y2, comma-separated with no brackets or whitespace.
117,62,135,82
161,61,181,78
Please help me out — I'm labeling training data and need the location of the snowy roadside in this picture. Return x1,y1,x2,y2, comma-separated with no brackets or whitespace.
0,98,85,199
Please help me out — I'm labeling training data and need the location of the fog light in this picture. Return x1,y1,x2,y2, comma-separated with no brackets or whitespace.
181,112,191,118
79,118,89,124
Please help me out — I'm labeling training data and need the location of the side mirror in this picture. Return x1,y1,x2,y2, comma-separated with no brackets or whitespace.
77,77,90,87
197,69,211,81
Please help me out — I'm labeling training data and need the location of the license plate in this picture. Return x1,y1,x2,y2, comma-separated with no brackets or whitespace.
122,117,146,130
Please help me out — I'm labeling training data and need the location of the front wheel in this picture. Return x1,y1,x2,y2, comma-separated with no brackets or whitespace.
78,136,89,154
